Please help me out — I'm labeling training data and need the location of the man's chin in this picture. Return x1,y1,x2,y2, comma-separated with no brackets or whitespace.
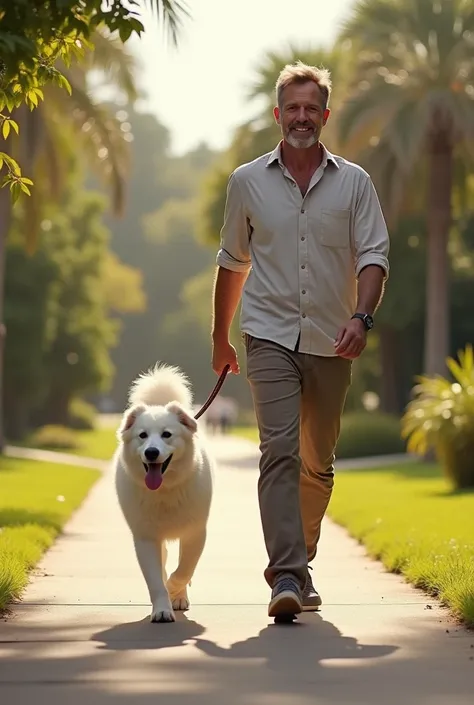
286,133,318,149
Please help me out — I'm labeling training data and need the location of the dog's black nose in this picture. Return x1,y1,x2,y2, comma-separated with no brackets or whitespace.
144,447,160,462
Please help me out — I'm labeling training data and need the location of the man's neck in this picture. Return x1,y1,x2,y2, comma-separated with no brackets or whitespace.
280,140,323,173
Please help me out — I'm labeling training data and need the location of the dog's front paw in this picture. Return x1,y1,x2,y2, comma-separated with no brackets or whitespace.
171,588,189,611
150,597,175,623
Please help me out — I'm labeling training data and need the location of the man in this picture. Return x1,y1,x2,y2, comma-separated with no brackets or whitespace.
211,61,390,620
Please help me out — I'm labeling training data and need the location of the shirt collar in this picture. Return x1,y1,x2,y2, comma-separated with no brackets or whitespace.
266,140,339,169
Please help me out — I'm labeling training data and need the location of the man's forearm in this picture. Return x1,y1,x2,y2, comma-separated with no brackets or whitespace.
212,266,248,341
356,264,386,315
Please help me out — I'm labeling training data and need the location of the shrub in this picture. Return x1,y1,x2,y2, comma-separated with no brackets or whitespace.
401,344,474,490
336,411,406,459
28,425,81,452
68,398,96,431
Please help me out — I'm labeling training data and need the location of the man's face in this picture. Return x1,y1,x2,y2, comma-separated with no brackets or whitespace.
274,81,330,149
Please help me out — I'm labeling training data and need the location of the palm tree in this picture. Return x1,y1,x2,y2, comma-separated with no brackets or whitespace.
336,0,474,377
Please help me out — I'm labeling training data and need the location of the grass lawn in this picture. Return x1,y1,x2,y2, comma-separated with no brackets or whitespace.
328,462,474,627
67,427,117,460
22,426,118,461
231,425,259,443
0,455,100,613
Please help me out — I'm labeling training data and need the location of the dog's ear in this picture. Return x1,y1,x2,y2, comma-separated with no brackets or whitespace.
117,403,147,438
166,402,198,434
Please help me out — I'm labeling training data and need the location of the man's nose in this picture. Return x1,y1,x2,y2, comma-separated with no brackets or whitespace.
296,107,309,122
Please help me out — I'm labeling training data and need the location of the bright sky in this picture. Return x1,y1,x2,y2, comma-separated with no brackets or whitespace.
127,0,353,156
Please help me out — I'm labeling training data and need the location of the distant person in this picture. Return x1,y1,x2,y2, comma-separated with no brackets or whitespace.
211,62,390,619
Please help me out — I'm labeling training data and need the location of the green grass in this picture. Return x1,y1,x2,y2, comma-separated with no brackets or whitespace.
67,427,117,460
0,456,100,613
231,425,259,443
22,426,118,460
328,462,474,627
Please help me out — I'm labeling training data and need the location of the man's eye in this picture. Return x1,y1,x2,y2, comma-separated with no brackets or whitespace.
139,431,148,439
162,431,172,439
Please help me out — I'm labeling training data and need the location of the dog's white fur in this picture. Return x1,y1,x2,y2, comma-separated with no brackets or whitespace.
114,363,214,623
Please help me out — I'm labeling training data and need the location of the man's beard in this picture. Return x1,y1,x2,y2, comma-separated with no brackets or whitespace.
285,123,319,149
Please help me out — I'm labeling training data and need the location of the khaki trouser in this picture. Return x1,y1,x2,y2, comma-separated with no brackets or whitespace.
244,334,352,591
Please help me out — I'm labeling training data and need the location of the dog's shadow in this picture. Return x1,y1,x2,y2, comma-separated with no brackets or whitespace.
92,612,205,651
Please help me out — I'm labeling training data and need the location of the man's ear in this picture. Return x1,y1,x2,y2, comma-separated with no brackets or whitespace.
166,402,198,434
117,403,147,439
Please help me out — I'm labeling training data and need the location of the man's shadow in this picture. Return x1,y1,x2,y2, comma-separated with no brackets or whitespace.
192,612,398,674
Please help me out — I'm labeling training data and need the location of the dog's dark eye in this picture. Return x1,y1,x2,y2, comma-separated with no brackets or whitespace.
138,431,148,439
162,431,172,439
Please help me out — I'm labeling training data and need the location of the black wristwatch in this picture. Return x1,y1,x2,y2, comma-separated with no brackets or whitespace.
351,312,374,331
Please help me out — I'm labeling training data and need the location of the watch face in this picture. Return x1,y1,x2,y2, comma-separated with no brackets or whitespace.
366,315,374,329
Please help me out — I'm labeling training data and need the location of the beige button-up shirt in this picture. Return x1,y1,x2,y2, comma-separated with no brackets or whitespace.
216,142,390,356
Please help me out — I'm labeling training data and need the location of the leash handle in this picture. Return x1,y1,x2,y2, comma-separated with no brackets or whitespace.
194,364,230,420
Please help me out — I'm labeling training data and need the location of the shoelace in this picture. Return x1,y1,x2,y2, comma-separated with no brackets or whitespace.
276,577,300,594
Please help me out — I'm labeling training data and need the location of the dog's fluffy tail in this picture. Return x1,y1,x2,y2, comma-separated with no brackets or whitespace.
128,363,193,410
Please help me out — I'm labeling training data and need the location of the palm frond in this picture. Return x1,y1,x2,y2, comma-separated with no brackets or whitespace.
88,29,138,102
140,0,191,46
50,79,131,216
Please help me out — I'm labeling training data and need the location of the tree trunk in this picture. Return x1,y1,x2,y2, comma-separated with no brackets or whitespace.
379,325,400,413
424,132,452,376
0,176,12,452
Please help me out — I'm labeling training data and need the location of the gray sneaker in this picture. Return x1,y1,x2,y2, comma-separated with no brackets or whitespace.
268,576,303,618
302,566,322,611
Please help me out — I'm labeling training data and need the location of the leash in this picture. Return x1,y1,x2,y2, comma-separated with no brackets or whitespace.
194,364,230,420
159,364,231,477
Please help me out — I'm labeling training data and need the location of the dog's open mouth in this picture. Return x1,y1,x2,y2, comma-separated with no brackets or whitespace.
143,462,164,491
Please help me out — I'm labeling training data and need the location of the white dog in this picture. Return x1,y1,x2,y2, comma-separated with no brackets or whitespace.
114,363,214,623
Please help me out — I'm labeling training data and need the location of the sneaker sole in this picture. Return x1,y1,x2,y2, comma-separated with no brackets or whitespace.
302,597,322,612
268,590,302,618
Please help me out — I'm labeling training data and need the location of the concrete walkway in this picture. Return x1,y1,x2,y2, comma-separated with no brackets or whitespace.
1,437,473,704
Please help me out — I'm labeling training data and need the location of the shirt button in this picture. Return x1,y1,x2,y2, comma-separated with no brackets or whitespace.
301,264,305,269
302,313,307,318
301,236,305,241
302,289,306,294
301,208,305,213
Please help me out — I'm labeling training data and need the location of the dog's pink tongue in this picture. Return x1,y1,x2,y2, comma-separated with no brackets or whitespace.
145,467,163,491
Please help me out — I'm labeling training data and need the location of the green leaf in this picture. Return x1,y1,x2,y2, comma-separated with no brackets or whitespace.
10,180,22,204
2,120,11,140
128,18,145,35
9,119,19,135
20,182,31,196
119,24,134,43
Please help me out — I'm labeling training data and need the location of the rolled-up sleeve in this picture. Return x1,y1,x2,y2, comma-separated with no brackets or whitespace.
353,175,390,280
216,170,252,273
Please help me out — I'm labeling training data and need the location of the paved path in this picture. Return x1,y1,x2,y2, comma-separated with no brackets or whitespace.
1,437,473,704
5,444,109,471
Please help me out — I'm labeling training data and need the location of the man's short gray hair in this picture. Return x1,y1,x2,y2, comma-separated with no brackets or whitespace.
276,61,332,110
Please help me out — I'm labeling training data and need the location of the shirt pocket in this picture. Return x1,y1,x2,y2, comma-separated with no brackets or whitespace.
319,208,350,249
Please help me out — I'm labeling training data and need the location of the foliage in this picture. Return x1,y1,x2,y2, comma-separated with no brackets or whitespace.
95,105,221,409
68,398,97,430
336,411,406,459
401,344,474,489
338,0,474,171
28,424,81,451
0,0,189,196
3,175,144,438
328,461,474,627
0,455,99,612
